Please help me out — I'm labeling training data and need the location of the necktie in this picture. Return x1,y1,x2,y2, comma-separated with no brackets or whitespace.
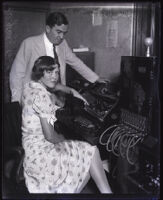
53,44,59,66
53,44,61,83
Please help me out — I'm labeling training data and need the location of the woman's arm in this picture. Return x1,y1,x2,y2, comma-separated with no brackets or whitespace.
55,83,72,94
55,83,89,105
40,117,65,144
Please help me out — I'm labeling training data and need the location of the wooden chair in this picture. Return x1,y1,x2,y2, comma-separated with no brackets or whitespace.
3,102,29,198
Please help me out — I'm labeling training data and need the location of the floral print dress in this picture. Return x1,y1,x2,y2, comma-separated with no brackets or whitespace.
21,81,96,193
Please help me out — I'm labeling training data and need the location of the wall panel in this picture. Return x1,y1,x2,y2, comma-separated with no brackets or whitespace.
3,4,48,102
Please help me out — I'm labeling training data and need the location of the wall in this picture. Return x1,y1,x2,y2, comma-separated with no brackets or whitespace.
3,2,49,102
50,4,133,81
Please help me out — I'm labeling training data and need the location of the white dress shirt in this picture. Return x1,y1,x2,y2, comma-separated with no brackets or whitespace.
43,33,58,59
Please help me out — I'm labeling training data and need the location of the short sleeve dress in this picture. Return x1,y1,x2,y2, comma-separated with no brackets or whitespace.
21,81,96,193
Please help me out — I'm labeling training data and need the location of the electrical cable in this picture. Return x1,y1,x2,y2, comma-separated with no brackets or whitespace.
99,124,119,145
126,135,143,165
106,125,127,155
106,127,126,152
119,131,131,158
110,128,127,156
99,112,146,165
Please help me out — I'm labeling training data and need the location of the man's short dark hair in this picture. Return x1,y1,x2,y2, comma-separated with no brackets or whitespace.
32,56,58,81
46,12,68,27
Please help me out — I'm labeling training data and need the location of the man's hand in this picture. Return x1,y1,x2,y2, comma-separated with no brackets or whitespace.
96,77,110,83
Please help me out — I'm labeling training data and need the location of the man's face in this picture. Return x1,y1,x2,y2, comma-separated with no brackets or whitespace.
46,24,68,45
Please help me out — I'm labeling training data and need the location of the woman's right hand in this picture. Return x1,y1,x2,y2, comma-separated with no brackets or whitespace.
71,88,89,105
56,133,65,143
55,84,89,105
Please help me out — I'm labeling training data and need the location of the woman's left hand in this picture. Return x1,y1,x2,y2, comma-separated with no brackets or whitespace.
50,93,65,107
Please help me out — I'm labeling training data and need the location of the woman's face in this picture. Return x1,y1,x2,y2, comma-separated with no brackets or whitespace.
40,64,59,88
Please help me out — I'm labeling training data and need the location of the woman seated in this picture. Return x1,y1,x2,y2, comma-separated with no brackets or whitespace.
21,56,113,193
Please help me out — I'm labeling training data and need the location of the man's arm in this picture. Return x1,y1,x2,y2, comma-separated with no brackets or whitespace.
64,40,99,83
9,39,30,103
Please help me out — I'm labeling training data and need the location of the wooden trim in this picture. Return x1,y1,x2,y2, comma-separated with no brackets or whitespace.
3,3,50,13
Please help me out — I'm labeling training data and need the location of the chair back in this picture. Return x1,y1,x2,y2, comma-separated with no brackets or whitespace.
3,102,22,151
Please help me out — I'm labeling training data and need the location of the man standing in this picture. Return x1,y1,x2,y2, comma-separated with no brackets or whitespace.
10,12,104,102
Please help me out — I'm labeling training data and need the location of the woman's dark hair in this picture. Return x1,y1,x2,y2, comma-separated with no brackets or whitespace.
32,56,57,81
46,12,68,28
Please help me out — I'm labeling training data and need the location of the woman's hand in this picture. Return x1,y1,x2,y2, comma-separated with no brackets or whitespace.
55,83,89,105
50,93,65,107
71,88,89,105
96,77,110,83
57,133,65,142
40,117,66,144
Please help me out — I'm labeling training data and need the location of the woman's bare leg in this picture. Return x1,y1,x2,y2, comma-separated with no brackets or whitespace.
90,147,113,193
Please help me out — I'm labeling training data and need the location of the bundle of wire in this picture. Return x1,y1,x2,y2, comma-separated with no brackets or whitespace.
99,124,144,165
